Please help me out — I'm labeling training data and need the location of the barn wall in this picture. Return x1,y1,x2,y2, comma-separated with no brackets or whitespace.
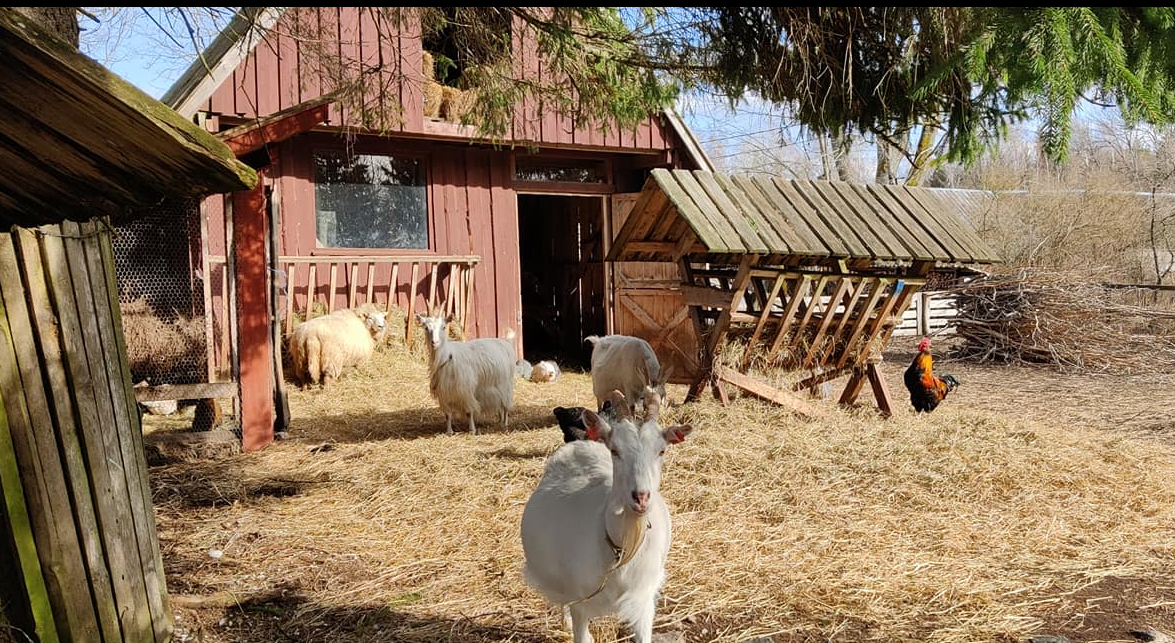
273,132,521,342
202,7,682,153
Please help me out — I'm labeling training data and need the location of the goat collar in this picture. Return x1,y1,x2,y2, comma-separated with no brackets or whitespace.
567,516,652,607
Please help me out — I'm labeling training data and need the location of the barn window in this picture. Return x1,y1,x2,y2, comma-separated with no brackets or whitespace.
313,152,428,250
515,156,607,183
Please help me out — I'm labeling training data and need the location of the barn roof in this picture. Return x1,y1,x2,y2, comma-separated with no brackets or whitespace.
607,169,1000,265
0,8,257,228
162,8,715,172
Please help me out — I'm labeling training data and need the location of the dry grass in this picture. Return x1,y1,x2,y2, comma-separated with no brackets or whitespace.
153,342,1175,643
121,297,205,384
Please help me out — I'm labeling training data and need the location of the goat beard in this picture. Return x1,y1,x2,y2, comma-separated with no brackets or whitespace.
613,508,649,569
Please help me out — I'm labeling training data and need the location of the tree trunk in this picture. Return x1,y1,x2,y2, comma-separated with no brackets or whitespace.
906,123,937,186
13,7,79,47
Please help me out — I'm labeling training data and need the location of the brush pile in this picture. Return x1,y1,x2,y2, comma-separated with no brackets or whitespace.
949,268,1175,374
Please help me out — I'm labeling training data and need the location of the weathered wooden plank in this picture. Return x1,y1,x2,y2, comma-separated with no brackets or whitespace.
347,262,358,308
389,262,400,309
802,278,853,368
681,285,733,309
764,178,849,256
791,365,853,392
672,171,745,252
810,181,893,258
897,186,976,262
405,262,419,345
365,262,376,304
649,169,727,252
716,366,826,420
693,171,770,253
729,175,807,254
9,228,111,641
861,183,952,260
765,275,810,363
305,263,317,317
327,262,339,312
789,180,871,258
906,188,996,262
88,220,174,639
284,263,296,336
838,369,869,405
866,362,893,417
742,272,787,370
843,183,936,261
826,182,911,260
718,173,793,253
48,221,154,640
877,185,969,262
427,262,439,315
0,271,61,643
787,274,831,354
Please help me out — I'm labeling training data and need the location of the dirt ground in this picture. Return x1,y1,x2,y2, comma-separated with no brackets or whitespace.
144,339,1175,643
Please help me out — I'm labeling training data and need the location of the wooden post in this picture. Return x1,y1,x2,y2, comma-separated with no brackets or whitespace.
266,189,289,433
199,200,215,381
405,262,419,345
390,262,400,310
464,263,475,336
284,263,296,336
347,262,358,309
232,184,276,452
427,261,439,315
866,361,893,417
327,262,338,313
918,291,931,337
305,263,317,318
365,262,375,304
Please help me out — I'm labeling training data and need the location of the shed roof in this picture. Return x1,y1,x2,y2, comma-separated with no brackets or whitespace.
608,169,1000,265
0,8,257,228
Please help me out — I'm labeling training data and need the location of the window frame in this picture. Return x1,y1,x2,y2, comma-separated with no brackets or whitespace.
308,142,436,256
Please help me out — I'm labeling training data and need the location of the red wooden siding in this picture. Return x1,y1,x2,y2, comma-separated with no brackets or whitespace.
255,133,519,346
201,7,681,153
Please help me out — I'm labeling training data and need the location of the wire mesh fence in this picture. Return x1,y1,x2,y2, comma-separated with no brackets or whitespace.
112,198,210,386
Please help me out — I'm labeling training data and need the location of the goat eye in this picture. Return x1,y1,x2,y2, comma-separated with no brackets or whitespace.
658,450,665,457
609,448,620,458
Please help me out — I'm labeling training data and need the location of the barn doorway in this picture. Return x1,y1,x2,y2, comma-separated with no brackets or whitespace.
517,195,606,367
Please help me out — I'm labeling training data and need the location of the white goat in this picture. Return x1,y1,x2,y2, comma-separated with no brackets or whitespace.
289,306,387,388
585,335,671,409
521,390,692,643
416,313,515,435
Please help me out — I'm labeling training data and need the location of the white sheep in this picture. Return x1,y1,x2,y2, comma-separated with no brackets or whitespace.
585,335,671,409
530,359,560,383
416,313,515,435
521,389,692,643
289,306,387,389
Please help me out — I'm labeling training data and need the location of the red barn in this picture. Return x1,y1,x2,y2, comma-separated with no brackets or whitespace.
163,7,712,385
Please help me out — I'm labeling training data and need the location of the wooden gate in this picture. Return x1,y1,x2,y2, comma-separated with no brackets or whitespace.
606,193,698,383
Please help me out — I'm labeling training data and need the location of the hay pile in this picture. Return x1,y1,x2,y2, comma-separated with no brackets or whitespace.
950,268,1175,374
120,297,206,383
152,345,1175,643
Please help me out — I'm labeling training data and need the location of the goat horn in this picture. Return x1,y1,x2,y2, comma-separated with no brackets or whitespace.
644,387,661,422
603,390,631,421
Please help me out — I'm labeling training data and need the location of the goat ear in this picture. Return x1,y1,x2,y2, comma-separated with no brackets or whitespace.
663,424,692,445
583,410,610,442
414,313,426,324
445,313,454,324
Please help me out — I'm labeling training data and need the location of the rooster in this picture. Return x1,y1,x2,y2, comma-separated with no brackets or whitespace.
903,337,959,413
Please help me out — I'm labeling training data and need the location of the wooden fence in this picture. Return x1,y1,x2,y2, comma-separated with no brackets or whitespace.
0,220,171,642
893,291,958,337
204,255,479,370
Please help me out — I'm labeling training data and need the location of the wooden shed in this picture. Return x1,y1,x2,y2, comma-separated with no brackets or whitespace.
0,8,257,642
159,7,712,380
607,169,999,415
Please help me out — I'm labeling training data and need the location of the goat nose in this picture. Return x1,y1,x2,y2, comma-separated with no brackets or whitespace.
632,490,649,507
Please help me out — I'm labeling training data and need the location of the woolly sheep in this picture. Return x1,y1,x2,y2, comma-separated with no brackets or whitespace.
522,389,692,643
585,335,672,409
289,306,387,389
417,313,515,435
530,359,560,383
